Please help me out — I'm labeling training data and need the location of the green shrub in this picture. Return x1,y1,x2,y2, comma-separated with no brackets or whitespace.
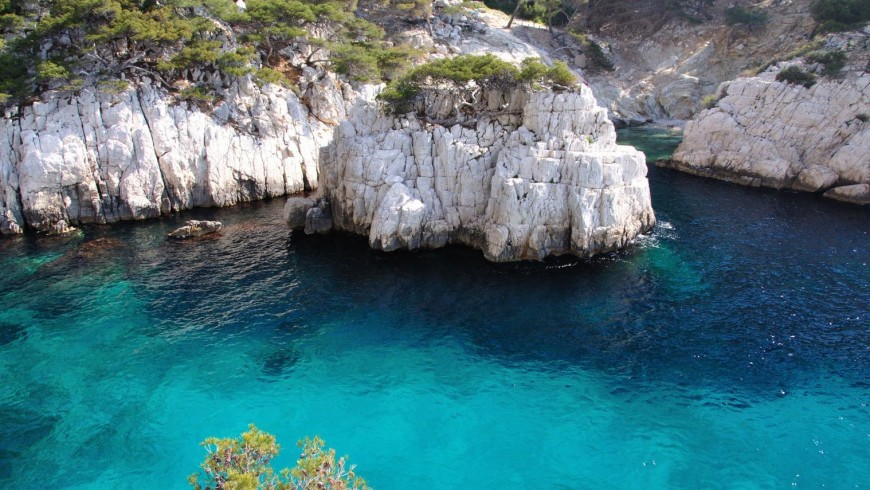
805,49,847,76
547,60,577,86
725,6,769,26
517,57,549,82
568,31,613,71
98,79,130,94
751,39,824,75
701,93,720,109
776,66,817,88
810,0,870,31
856,113,869,122
35,60,70,84
179,85,217,104
255,67,290,86
157,40,223,72
378,54,577,113
218,47,257,77
188,425,368,490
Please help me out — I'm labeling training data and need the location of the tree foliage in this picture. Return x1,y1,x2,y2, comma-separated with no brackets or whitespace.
188,425,368,490
811,0,870,31
378,54,578,113
0,0,414,105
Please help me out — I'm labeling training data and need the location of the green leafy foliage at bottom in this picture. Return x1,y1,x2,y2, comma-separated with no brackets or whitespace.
188,425,369,490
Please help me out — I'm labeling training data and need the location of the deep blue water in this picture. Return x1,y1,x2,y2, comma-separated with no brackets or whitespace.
0,127,868,489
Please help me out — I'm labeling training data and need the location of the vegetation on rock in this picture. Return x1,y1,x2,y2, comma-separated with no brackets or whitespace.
805,49,847,76
811,0,870,32
377,53,577,113
724,6,769,27
188,425,368,490
776,65,817,88
0,0,415,105
567,31,614,71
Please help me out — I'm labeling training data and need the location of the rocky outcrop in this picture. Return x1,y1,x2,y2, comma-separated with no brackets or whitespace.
0,75,342,234
824,183,870,205
168,219,223,239
588,0,817,122
316,87,655,262
670,65,870,200
283,196,333,235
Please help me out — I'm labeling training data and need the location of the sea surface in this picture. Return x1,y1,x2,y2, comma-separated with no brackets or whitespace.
1,127,868,489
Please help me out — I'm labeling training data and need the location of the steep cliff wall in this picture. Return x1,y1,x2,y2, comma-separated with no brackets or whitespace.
0,76,339,234
317,87,655,261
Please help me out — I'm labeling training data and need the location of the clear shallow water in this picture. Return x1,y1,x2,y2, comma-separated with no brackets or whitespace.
0,127,868,489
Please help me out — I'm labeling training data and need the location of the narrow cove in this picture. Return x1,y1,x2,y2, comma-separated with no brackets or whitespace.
0,127,867,488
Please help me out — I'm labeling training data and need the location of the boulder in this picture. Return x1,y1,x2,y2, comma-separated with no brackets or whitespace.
168,220,223,239
284,196,318,229
304,203,333,235
794,165,840,192
823,184,870,205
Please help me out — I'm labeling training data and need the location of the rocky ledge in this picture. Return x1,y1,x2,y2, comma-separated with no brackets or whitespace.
670,40,870,203
295,86,655,262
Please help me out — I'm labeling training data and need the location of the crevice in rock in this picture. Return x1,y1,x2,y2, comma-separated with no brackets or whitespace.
136,87,175,214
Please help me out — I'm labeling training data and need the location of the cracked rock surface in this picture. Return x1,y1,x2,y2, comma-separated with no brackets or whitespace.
319,87,655,261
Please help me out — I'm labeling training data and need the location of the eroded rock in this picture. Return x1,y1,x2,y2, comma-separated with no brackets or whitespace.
320,87,655,262
672,68,870,196
168,220,223,239
823,183,870,205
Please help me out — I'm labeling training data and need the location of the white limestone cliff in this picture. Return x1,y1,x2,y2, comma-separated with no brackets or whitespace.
0,75,341,234
317,87,655,262
670,66,870,203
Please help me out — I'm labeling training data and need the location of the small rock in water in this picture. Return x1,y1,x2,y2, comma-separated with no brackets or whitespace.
167,220,223,239
47,220,75,235
283,196,317,229
823,184,870,205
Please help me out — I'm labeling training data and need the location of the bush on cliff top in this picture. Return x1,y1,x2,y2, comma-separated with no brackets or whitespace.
378,54,578,113
0,0,414,105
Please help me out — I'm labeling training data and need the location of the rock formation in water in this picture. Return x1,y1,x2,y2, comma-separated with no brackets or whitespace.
168,219,223,239
0,1,661,261
669,30,870,204
0,75,341,235
314,87,654,261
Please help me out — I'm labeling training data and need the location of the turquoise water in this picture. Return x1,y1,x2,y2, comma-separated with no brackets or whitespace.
1,127,868,489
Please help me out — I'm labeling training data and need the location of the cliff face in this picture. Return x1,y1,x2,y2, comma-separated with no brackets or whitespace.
318,87,655,261
587,0,816,123
0,75,338,234
670,30,870,204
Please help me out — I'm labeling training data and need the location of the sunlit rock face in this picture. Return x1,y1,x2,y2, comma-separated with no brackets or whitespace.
319,87,655,262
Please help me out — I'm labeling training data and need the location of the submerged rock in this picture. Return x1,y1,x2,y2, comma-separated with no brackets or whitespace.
168,220,223,239
320,87,655,262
